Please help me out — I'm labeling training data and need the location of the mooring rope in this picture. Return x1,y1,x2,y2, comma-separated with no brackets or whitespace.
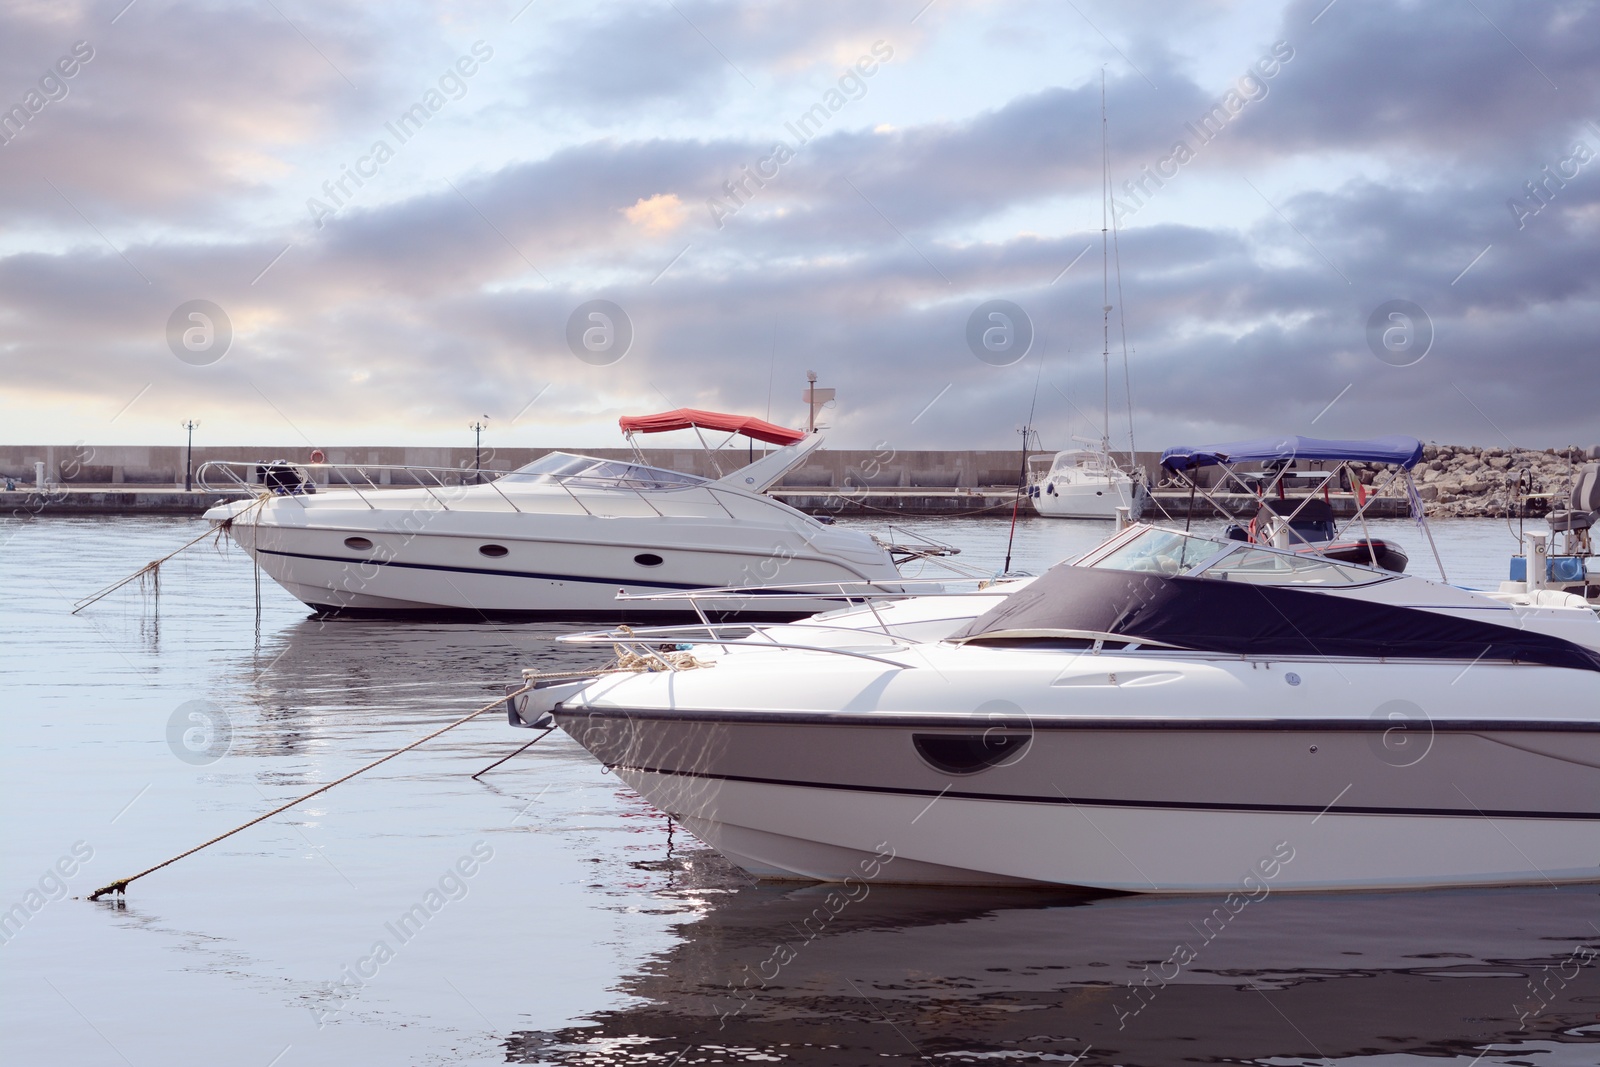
72,496,269,615
88,681,535,900
89,652,715,899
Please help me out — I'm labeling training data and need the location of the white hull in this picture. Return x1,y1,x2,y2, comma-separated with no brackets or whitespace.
552,634,1600,892
1030,476,1135,518
625,769,1599,893
207,445,905,618
221,514,895,617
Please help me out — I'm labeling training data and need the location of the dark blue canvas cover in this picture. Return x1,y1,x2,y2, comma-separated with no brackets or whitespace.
1161,435,1424,471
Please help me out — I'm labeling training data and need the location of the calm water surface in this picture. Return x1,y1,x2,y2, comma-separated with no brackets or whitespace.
1,514,1595,1066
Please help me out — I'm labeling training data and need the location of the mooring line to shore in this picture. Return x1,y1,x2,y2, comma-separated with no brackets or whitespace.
470,728,554,779
87,682,536,901
71,496,268,615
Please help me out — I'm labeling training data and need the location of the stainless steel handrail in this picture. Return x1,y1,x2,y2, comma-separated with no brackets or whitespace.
554,624,919,669
606,577,1023,602
193,458,779,523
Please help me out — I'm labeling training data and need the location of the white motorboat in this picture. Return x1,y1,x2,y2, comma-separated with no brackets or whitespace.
200,410,910,620
1027,447,1141,518
525,498,1600,893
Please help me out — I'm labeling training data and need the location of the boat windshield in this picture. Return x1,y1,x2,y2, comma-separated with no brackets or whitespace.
501,452,708,490
1196,546,1380,586
1086,528,1231,575
1086,526,1384,586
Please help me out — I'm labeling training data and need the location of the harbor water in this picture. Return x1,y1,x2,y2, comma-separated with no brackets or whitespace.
1,515,1596,1066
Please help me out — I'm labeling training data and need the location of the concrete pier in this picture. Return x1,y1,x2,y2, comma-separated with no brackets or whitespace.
1,485,1412,520
3,442,1586,519
0,443,1074,490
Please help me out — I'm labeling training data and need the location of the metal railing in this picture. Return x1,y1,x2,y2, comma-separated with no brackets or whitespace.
194,458,770,522
553,620,923,670
1158,458,1447,581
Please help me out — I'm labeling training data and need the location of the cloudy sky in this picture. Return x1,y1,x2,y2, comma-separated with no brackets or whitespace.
1,0,1596,453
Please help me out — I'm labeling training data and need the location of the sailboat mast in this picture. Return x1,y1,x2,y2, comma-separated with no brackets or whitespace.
1099,72,1111,459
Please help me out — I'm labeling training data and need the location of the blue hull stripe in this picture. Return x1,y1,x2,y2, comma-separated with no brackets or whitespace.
255,546,813,595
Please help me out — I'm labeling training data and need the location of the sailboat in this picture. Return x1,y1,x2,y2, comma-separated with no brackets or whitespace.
1028,75,1143,520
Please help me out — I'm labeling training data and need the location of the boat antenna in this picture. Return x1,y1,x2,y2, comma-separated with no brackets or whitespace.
1099,70,1112,463
1002,359,1045,575
1110,192,1137,468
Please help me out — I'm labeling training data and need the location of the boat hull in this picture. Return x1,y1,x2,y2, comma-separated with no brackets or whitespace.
215,499,900,618
553,701,1600,893
1029,476,1136,519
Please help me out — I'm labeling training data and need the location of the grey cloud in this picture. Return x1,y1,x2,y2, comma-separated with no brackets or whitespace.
4,0,1598,452
521,0,922,115
1205,0,1600,166
1,0,462,228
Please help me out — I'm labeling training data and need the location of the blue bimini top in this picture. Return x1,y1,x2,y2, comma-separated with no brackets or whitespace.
1160,435,1424,471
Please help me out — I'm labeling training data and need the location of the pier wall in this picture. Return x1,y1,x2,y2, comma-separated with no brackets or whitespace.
0,443,1176,490
2,443,1592,518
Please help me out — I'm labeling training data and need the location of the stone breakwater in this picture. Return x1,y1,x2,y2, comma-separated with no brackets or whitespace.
1399,444,1593,519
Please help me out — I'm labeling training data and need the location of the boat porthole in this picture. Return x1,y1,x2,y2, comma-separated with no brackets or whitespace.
634,553,664,567
913,732,1031,776
1285,672,1301,686
343,536,374,551
479,544,510,558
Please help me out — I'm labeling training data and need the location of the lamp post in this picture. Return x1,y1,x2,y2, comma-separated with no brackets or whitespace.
469,419,487,484
182,420,201,491
802,373,834,433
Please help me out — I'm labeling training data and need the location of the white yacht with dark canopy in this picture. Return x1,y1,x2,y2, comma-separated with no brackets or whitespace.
523,506,1600,893
200,409,908,619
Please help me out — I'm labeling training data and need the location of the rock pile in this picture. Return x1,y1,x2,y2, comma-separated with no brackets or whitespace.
1400,444,1596,518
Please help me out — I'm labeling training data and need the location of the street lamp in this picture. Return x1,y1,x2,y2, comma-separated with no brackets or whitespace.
182,419,201,491
469,418,489,484
802,372,834,433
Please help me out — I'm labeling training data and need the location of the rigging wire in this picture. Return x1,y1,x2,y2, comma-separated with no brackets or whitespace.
1002,359,1046,574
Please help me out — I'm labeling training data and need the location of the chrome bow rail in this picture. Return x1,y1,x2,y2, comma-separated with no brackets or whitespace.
554,619,921,669
195,458,759,521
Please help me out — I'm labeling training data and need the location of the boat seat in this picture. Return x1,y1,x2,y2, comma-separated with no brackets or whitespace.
1548,463,1599,532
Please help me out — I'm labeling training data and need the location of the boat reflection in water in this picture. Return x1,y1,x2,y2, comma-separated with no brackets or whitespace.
506,870,1599,1065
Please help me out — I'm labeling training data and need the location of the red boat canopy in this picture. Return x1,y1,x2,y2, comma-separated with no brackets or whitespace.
618,408,807,446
